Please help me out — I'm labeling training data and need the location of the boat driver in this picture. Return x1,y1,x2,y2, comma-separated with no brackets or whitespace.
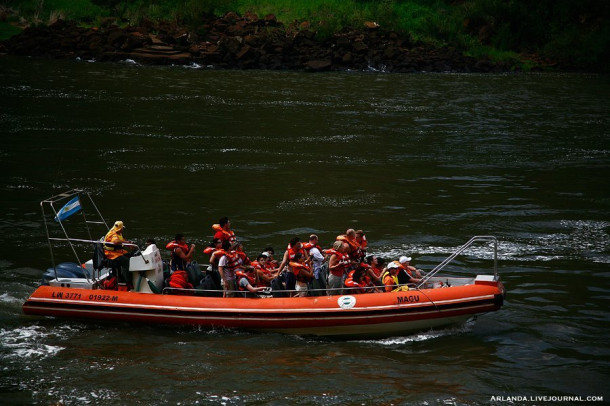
103,220,133,288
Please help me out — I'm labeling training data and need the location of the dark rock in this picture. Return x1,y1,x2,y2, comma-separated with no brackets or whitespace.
236,45,251,60
264,14,277,26
352,40,368,53
335,36,350,48
383,45,401,60
304,59,331,72
107,28,127,47
219,36,242,54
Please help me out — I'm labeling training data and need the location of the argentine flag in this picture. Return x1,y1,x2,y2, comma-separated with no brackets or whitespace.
54,197,82,222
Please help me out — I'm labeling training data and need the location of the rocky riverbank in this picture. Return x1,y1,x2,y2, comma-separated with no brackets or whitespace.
0,12,514,72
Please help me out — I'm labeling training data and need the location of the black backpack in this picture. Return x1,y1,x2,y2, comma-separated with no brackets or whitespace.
200,269,223,297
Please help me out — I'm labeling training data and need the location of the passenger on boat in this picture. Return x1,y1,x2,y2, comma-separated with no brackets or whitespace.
356,263,382,292
327,240,350,295
234,243,251,266
382,262,401,292
236,267,267,297
218,241,240,297
212,217,236,244
103,220,133,287
208,239,228,271
263,246,279,268
252,253,278,287
344,266,368,294
399,256,423,278
365,255,383,286
203,238,222,257
277,237,307,273
166,234,196,272
289,252,313,297
355,230,368,261
303,234,326,295
165,234,197,290
395,258,422,285
337,229,362,264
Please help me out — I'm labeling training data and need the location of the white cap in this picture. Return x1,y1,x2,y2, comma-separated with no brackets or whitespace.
388,262,400,269
261,251,270,257
399,256,412,264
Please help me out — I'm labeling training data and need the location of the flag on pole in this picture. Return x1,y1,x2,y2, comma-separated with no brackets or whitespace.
54,197,82,222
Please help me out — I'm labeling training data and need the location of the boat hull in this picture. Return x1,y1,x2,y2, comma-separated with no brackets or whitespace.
22,281,504,338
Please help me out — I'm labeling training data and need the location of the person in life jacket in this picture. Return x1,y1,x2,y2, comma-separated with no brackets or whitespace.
355,230,368,261
208,239,228,271
253,253,278,287
236,266,267,297
365,255,384,286
354,263,382,292
336,229,362,263
289,252,313,297
166,234,196,272
344,265,369,294
234,243,251,266
394,258,422,286
398,256,423,279
103,220,133,287
326,240,350,295
218,241,242,297
165,234,196,290
212,216,236,244
303,234,326,295
277,236,308,275
203,238,222,257
382,262,402,292
263,246,279,268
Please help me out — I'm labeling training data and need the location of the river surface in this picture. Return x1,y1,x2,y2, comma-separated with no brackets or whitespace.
0,56,609,405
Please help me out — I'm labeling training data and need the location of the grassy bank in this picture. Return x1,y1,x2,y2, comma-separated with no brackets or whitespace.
2,0,609,71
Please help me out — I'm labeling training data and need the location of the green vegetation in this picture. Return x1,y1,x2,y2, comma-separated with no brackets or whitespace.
2,0,608,71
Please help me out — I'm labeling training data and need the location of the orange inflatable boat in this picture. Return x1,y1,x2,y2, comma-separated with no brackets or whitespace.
22,190,505,338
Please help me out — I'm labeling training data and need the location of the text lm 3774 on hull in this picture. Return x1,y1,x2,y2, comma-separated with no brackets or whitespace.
22,190,505,339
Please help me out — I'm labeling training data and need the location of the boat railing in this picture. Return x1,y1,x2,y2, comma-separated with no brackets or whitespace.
161,284,416,297
416,235,498,289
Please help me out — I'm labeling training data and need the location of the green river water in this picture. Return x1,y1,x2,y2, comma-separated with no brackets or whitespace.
0,56,608,405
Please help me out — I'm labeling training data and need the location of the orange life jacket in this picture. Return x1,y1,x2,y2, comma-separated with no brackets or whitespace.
166,241,188,252
326,249,349,277
235,270,256,290
168,270,193,289
382,270,400,292
302,242,322,253
103,230,127,260
286,244,305,260
358,234,368,249
223,251,241,272
210,249,227,266
203,246,215,255
336,235,361,260
166,240,189,271
344,276,367,293
289,261,312,282
236,251,250,265
212,224,236,243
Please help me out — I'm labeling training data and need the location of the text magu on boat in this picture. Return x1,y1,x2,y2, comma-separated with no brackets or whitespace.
22,190,505,339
